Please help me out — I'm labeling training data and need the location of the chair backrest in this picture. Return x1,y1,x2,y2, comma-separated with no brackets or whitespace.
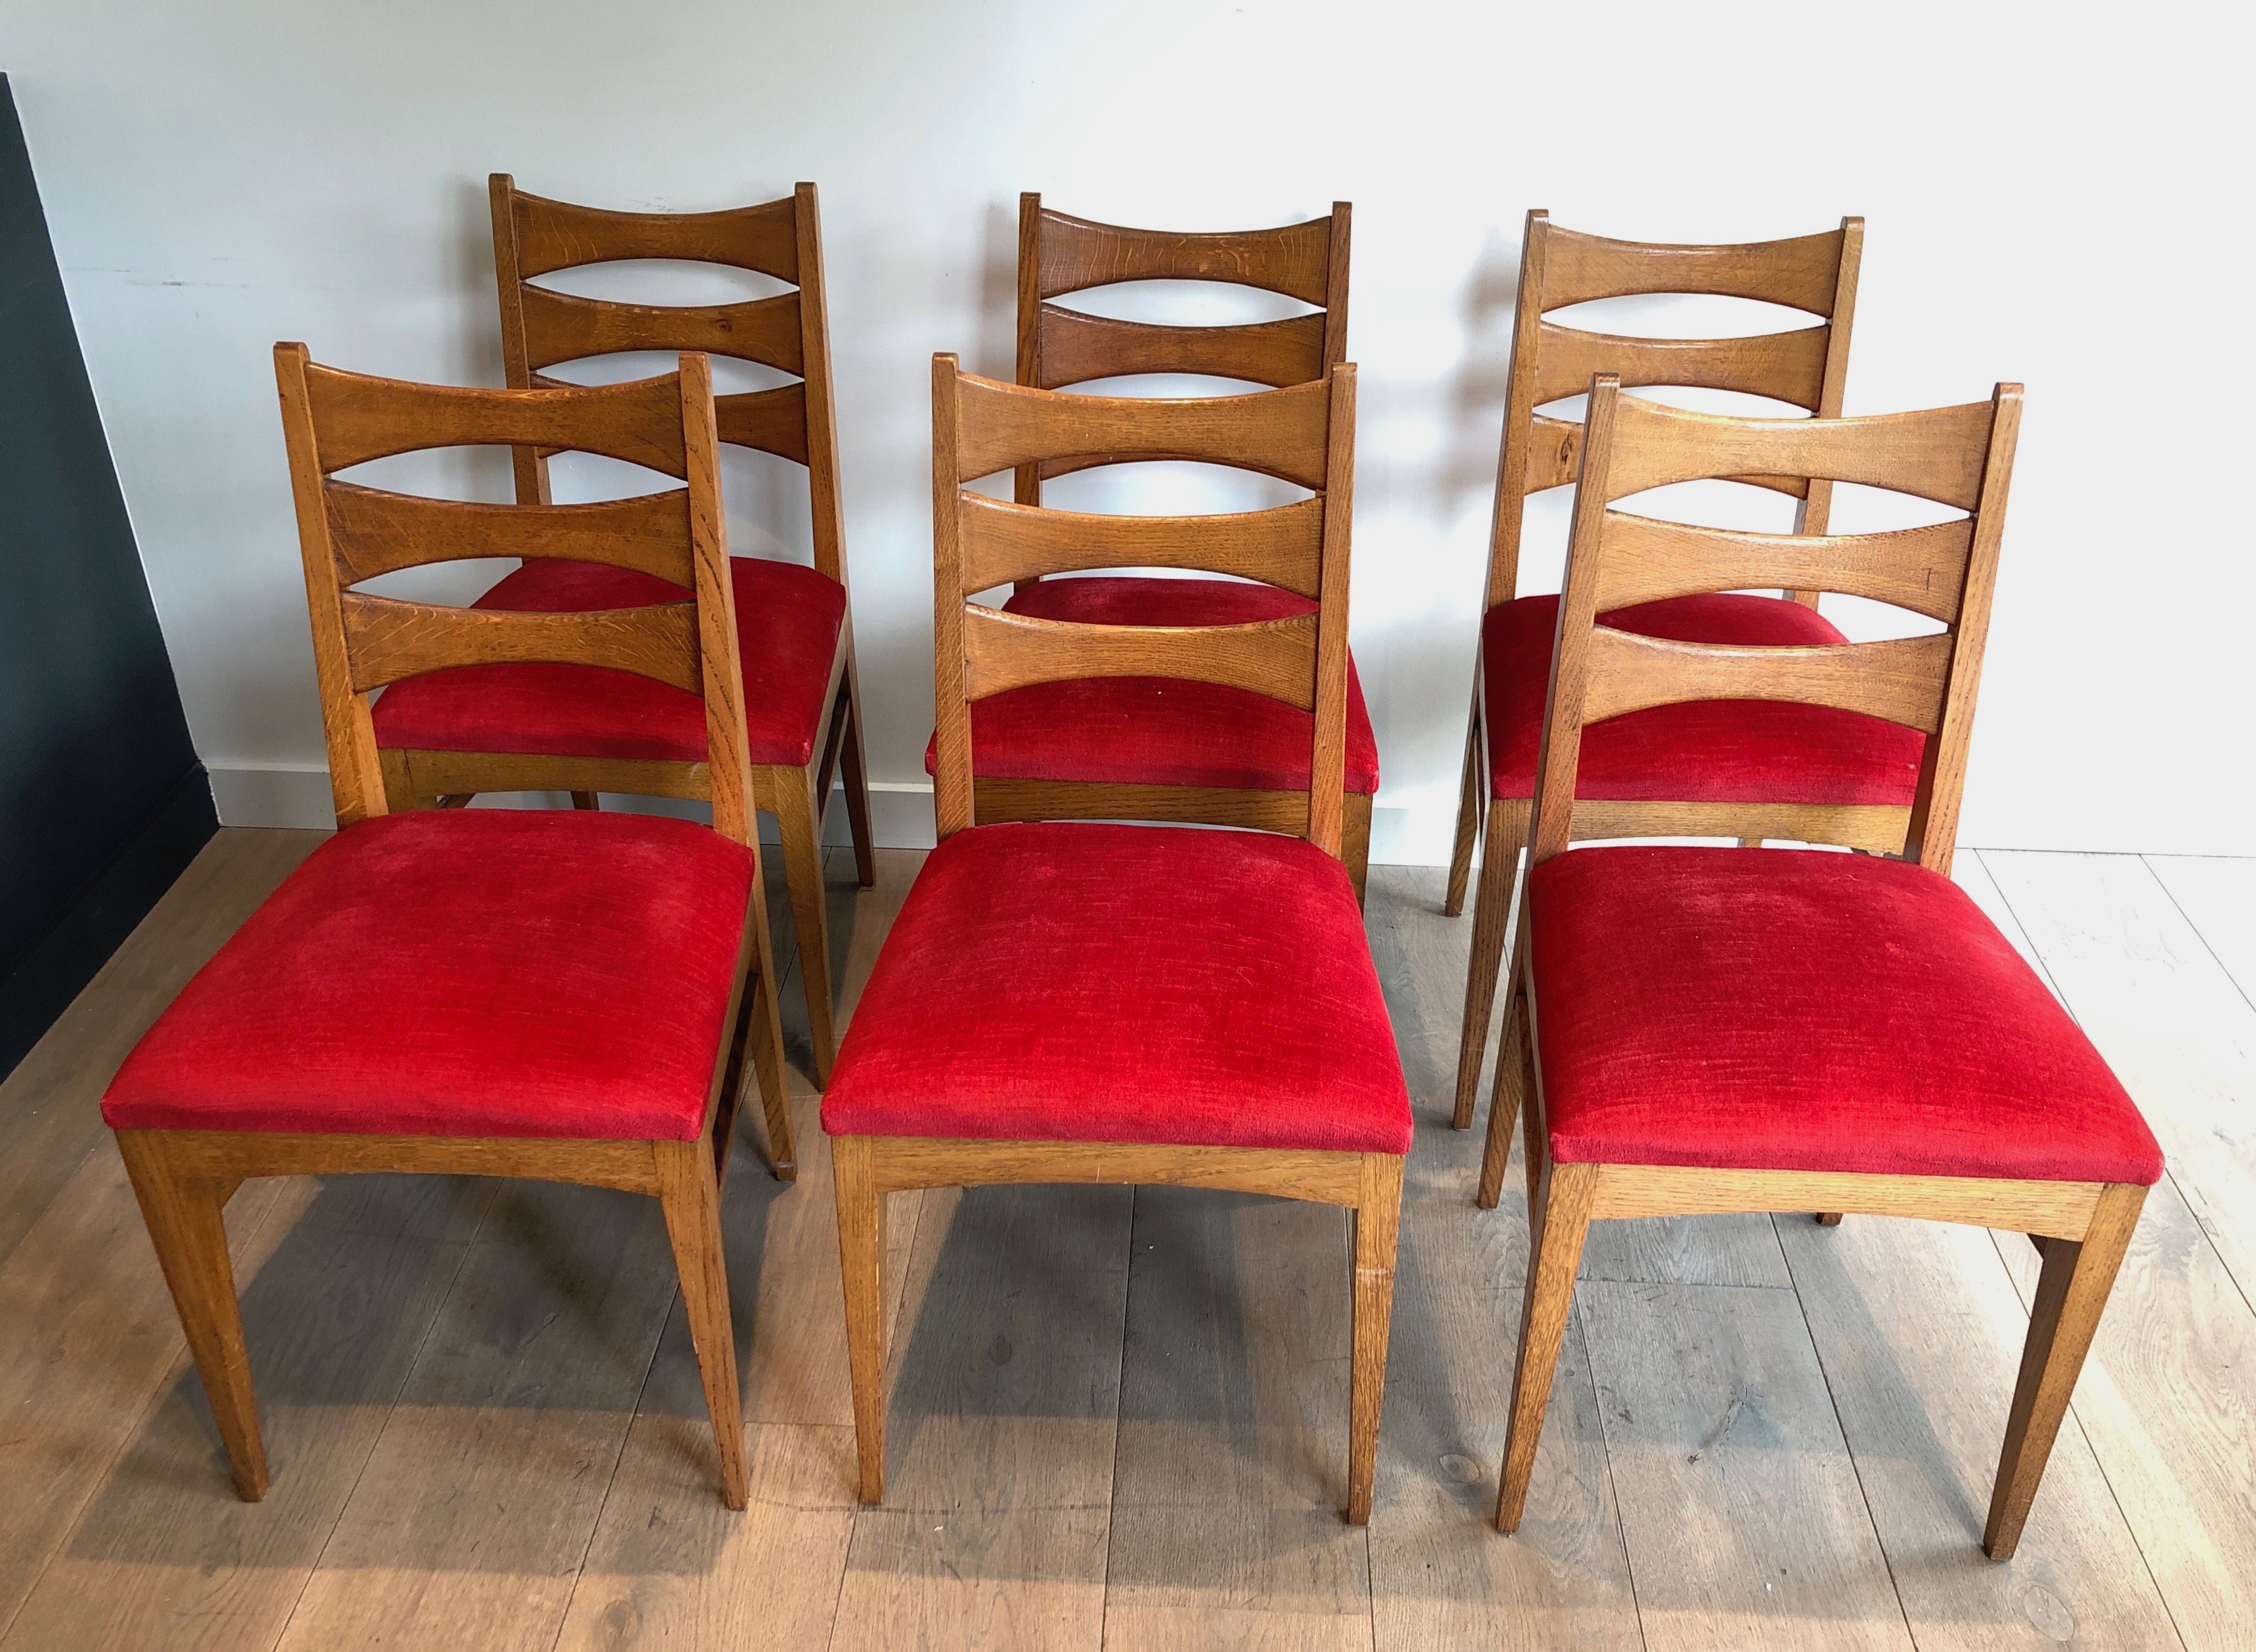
1013,194,1351,506
1487,210,1864,609
930,354,1358,852
489,175,849,587
273,346,754,842
1529,375,2022,877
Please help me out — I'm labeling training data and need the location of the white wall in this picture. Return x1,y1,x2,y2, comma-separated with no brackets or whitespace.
4,0,2246,858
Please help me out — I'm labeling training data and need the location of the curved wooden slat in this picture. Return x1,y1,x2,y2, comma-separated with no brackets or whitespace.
518,286,804,375
953,370,1330,490
324,482,695,586
957,493,1323,596
509,186,799,281
960,604,1317,709
1036,206,1333,304
1534,320,1831,409
339,590,699,693
1523,412,1806,499
1036,305,1326,389
303,364,689,478
714,383,810,463
1604,394,1997,509
1540,223,1848,314
1595,512,1972,622
1579,624,1955,732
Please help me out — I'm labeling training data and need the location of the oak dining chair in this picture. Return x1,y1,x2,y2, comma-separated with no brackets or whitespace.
924,194,1380,900
1483,375,2163,1561
99,349,794,1509
1448,211,1886,1136
370,176,873,1085
830,355,1410,1522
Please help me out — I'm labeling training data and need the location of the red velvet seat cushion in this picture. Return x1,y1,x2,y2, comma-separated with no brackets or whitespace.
1484,593,1924,804
371,556,846,768
821,822,1410,1153
921,577,1380,794
102,810,753,1141
1527,845,2164,1185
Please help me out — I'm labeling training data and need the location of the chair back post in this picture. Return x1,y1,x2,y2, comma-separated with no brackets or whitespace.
1525,372,1622,867
1013,192,1045,509
1320,201,1353,372
1905,382,2023,873
931,352,974,839
793,181,851,588
488,174,549,505
1794,215,1866,546
680,351,757,846
274,342,391,827
1484,208,1553,608
1308,361,1357,854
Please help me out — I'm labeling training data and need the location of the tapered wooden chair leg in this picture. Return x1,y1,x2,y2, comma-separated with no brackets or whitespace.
655,1140,749,1509
747,969,795,1181
832,1134,887,1503
1453,799,1529,1130
1815,1211,1845,1226
1983,1184,2145,1558
1443,688,1484,917
709,978,757,1188
837,670,877,889
1496,1160,1597,1533
570,791,600,810
1477,986,1531,1209
114,1131,269,1501
777,767,840,1089
1346,1153,1404,1524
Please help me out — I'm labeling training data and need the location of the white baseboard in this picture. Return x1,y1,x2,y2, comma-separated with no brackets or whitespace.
206,766,1443,864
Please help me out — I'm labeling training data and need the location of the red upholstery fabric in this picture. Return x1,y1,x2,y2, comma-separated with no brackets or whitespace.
372,556,846,768
821,822,1410,1153
921,577,1380,794
1484,593,1925,804
1527,845,2164,1184
102,810,753,1141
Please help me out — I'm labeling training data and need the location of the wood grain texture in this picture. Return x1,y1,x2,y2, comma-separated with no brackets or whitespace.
1593,512,1970,621
1577,623,1953,733
338,589,700,694
506,180,799,280
299,357,690,477
1036,304,1326,390
324,482,694,586
1589,1164,2101,1238
1599,390,1997,510
1034,203,1335,304
962,602,1318,709
951,367,1331,490
1540,222,1849,313
1533,320,1831,409
957,490,1322,597
519,285,804,375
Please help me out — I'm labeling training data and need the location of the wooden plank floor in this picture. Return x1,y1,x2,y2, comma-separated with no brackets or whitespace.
1,829,2252,1650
